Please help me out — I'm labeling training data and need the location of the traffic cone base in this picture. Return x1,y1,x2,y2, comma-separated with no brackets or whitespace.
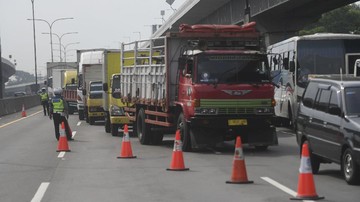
57,122,71,152
226,180,253,184
117,124,136,159
21,104,27,117
290,143,324,200
226,136,253,184
167,130,189,171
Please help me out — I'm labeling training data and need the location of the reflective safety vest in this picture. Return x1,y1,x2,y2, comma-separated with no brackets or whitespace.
52,98,64,113
40,92,48,101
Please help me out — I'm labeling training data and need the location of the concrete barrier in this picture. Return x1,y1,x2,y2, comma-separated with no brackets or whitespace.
0,95,41,116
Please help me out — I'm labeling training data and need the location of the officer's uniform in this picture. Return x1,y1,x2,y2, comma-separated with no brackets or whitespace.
49,93,73,140
40,90,49,116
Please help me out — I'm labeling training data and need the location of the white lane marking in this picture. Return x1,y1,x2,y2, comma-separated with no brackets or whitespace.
261,177,296,196
72,131,76,139
31,182,50,202
0,111,42,129
77,121,81,126
57,152,66,158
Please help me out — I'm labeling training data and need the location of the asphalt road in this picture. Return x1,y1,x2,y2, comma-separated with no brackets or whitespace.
0,106,358,202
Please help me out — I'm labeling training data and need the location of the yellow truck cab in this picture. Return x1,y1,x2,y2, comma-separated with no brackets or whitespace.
86,80,104,125
101,50,130,136
103,73,130,136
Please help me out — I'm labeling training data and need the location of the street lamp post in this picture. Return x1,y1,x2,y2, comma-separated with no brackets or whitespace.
30,0,38,86
27,17,74,62
61,42,80,63
42,32,78,62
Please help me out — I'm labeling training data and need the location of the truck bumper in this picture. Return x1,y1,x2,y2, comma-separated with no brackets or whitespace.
88,112,105,118
110,116,131,125
188,115,278,147
77,104,84,111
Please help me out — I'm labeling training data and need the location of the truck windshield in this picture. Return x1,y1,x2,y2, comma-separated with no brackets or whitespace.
90,83,102,91
196,54,270,84
345,87,360,115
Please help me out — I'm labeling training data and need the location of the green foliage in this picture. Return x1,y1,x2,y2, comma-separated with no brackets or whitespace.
300,4,360,35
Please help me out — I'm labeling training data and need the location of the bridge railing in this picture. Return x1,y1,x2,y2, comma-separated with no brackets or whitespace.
0,95,40,117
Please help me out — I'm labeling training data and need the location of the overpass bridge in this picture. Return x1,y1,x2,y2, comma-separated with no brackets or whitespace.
155,0,357,45
1,57,16,98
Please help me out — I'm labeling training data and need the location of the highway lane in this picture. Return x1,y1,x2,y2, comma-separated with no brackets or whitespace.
0,106,359,201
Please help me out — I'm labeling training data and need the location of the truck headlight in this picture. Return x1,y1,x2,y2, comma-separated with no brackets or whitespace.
110,105,125,116
195,108,217,115
254,107,273,114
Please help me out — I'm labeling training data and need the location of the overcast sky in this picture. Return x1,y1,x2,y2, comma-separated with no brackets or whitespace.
0,0,185,76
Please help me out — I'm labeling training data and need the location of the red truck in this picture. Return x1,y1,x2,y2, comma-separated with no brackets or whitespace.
120,22,277,151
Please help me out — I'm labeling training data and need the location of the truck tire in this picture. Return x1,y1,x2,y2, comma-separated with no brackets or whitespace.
177,113,192,152
78,110,84,120
137,108,152,145
85,107,89,123
89,117,94,125
151,132,163,145
105,112,111,133
111,124,119,136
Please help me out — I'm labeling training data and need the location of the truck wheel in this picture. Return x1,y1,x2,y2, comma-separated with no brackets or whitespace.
177,113,191,152
111,124,119,136
89,117,94,125
342,148,360,185
105,113,111,133
255,146,268,151
137,108,151,145
78,110,84,120
151,132,163,145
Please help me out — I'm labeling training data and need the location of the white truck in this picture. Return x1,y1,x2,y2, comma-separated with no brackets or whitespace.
77,49,105,121
51,69,77,113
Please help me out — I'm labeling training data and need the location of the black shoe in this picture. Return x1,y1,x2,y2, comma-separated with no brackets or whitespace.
68,138,74,141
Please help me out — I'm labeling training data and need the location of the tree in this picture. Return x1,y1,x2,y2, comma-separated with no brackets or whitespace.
300,4,360,35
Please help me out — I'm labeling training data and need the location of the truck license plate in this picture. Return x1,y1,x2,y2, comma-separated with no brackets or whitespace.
228,119,247,126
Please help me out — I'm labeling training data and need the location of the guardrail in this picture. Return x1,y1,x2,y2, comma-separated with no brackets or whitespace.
0,95,41,116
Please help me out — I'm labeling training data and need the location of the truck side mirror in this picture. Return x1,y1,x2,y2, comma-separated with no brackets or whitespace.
82,89,86,96
289,61,295,72
103,83,108,92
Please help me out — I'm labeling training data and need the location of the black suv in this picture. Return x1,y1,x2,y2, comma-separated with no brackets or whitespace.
296,75,360,185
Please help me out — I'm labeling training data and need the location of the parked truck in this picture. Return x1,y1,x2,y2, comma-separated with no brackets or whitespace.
77,49,104,120
101,50,131,136
51,69,77,114
86,80,104,125
120,22,278,151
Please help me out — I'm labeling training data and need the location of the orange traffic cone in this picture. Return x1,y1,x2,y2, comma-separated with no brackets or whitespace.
117,124,136,159
226,136,253,184
21,104,27,117
57,122,71,152
290,143,324,200
166,130,189,171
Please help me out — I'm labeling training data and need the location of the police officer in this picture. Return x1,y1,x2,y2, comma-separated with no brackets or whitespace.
49,88,73,141
40,87,49,116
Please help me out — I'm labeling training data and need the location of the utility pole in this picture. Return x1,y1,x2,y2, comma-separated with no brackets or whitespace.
30,0,38,87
